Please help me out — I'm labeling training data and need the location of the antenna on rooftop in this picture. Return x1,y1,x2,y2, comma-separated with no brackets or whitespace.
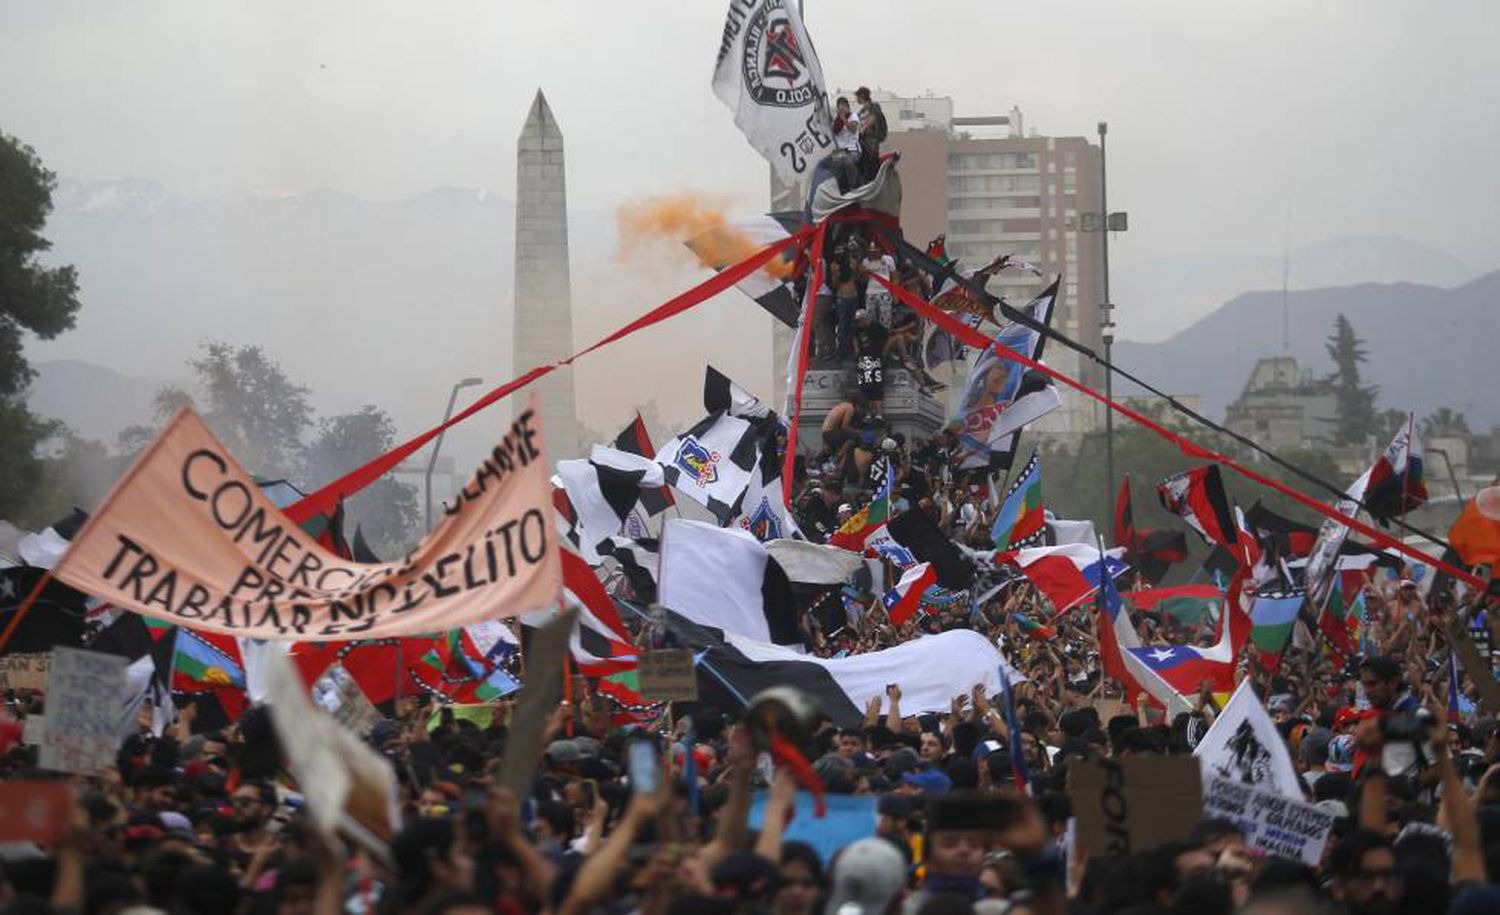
1280,194,1292,353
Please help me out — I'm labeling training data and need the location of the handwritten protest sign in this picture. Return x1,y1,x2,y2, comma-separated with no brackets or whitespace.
748,791,878,865
38,647,127,775
1202,774,1334,866
0,653,50,692
52,395,559,641
1069,756,1202,857
637,649,699,701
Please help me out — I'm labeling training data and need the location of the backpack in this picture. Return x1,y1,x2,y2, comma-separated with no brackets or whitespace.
867,103,888,143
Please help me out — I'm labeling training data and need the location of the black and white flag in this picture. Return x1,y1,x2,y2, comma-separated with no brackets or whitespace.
1194,679,1302,799
655,367,773,525
555,446,667,563
713,0,833,183
598,535,660,604
658,518,800,645
663,609,1020,729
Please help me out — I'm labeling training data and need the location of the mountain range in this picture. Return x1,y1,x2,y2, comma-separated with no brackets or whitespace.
1112,269,1500,430
1112,234,1481,342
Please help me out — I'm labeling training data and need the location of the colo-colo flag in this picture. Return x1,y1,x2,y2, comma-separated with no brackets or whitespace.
713,0,833,183
51,394,561,641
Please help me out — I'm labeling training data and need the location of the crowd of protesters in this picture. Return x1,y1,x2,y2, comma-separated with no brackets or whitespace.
3,434,1500,915
0,190,1497,913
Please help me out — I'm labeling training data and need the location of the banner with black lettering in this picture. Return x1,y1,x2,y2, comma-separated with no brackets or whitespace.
51,396,560,641
713,0,833,182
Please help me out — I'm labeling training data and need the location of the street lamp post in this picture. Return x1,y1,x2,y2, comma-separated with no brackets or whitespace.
425,377,484,531
1098,121,1116,531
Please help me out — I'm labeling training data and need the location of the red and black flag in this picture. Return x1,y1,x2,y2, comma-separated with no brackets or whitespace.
1243,501,1319,560
1157,465,1241,551
614,413,675,516
1116,475,1189,585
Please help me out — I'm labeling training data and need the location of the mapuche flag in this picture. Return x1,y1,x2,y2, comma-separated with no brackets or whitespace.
991,451,1045,551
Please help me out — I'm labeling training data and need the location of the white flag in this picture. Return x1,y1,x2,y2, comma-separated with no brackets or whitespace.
1194,679,1303,799
713,0,833,182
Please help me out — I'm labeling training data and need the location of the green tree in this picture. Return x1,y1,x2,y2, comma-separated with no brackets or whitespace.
1324,314,1378,445
1371,408,1409,446
0,133,82,519
183,342,313,479
21,430,122,529
302,405,419,556
1422,407,1469,439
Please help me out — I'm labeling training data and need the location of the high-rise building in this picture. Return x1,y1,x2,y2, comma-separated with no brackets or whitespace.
514,89,580,460
873,91,1109,434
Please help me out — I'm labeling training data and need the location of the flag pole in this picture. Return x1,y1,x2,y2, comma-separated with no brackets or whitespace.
0,569,54,654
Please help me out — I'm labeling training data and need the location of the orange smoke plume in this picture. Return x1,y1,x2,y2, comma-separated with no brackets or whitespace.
616,193,797,280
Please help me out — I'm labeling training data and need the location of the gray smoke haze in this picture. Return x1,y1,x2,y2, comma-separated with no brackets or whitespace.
3,0,1498,481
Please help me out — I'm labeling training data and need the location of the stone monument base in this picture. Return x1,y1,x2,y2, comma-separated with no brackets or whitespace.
794,367,946,457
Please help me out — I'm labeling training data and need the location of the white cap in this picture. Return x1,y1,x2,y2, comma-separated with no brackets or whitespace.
824,838,906,915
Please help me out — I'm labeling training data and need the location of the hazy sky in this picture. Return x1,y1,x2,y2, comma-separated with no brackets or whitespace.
5,0,1498,276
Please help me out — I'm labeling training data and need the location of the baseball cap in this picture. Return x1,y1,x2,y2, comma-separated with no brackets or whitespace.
824,837,905,915
546,739,583,764
972,739,1005,761
901,769,953,796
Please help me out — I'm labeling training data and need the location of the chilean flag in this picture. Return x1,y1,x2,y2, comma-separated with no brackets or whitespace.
882,562,937,625
1124,567,1252,715
1362,417,1427,522
1002,543,1128,613
1092,559,1148,708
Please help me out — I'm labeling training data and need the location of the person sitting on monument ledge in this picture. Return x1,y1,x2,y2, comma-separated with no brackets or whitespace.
822,392,879,484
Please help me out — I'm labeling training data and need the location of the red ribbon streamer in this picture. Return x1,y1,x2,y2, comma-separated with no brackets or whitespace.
769,732,826,818
284,228,814,525
868,273,1482,590
782,223,828,503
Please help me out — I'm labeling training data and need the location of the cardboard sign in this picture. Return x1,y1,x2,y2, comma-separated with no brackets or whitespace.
52,397,560,641
0,782,73,843
0,653,50,692
22,714,46,746
747,791,878,865
1068,755,1203,857
496,608,576,797
1202,774,1334,866
312,664,384,737
263,647,399,843
38,647,128,775
637,649,699,702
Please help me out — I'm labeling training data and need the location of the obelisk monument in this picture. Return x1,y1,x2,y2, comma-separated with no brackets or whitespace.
513,89,579,459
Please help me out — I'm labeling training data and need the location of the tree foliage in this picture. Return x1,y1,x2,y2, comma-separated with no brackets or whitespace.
1422,407,1469,439
1324,313,1378,446
0,132,82,520
302,405,419,556
184,342,314,480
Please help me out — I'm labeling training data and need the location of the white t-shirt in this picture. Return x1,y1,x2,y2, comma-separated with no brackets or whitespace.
861,254,895,282
834,114,861,153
